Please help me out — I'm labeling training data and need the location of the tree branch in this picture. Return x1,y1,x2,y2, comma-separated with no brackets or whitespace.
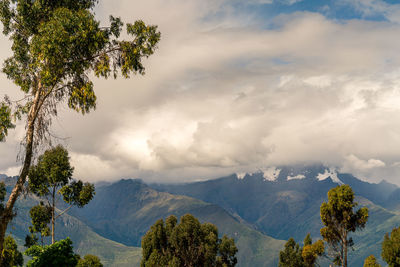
55,205,72,219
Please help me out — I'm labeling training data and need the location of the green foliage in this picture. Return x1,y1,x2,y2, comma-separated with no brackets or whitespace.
217,235,238,267
363,255,381,267
279,238,304,267
25,203,51,246
28,145,74,196
382,227,400,266
0,102,14,142
28,145,95,243
77,254,103,267
1,236,23,267
141,214,238,267
0,0,160,118
279,234,324,267
59,180,95,207
279,238,305,267
304,233,312,246
0,0,160,258
29,145,95,203
302,239,324,267
320,184,368,266
25,238,78,267
24,234,38,249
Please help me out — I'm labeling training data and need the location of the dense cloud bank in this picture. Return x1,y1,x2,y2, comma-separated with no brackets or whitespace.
2,0,400,184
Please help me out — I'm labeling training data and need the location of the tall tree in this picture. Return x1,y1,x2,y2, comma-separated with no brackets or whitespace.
141,214,238,267
320,184,368,267
28,145,95,244
382,227,400,267
0,0,160,261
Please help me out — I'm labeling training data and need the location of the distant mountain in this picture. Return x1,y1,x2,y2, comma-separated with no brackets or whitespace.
152,164,400,266
71,179,285,267
4,164,400,266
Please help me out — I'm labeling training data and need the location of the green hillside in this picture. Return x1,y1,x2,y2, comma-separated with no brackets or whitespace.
71,179,285,267
3,176,285,267
5,185,141,266
6,169,399,267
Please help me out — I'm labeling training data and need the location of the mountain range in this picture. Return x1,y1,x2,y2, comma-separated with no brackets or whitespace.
2,164,400,266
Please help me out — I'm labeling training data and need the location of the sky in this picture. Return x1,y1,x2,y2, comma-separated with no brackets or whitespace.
3,0,400,184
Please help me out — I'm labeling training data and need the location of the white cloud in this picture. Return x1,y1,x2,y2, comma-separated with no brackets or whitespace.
343,154,386,170
3,1,400,184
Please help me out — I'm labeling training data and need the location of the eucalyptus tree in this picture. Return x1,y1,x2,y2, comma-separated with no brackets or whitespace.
382,227,400,267
0,0,160,261
141,214,238,267
28,145,95,244
320,185,369,267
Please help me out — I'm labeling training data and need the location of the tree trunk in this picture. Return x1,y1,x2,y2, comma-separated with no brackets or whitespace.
343,232,348,267
51,186,55,244
0,88,41,266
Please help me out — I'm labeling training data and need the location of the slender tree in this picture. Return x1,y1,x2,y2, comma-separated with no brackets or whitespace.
28,145,95,244
0,0,160,261
320,184,368,267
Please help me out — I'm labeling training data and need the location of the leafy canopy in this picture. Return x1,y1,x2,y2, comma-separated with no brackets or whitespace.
279,238,304,267
28,145,94,207
279,234,324,267
2,236,23,267
25,202,51,247
25,238,78,267
0,0,160,263
141,214,238,267
320,184,368,267
77,254,103,267
302,235,324,267
0,102,14,142
0,0,160,143
382,227,400,267
28,145,95,243
363,255,381,267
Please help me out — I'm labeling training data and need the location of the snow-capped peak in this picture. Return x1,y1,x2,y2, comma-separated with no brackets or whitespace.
287,174,306,181
317,168,343,184
236,173,246,180
262,167,281,182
